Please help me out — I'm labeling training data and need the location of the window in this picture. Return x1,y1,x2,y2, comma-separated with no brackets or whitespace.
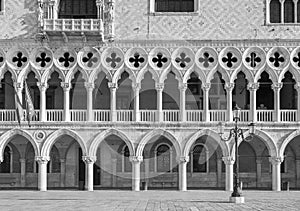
155,0,194,12
269,0,300,23
59,0,97,19
192,145,207,173
156,144,171,172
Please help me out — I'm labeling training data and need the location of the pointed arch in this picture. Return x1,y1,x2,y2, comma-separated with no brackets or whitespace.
0,129,39,162
41,129,87,157
89,67,112,84
230,68,254,84
235,129,278,158
89,128,134,157
206,67,230,84
254,67,278,83
183,129,230,158
278,67,300,83
0,69,17,82
18,67,42,84
136,129,181,158
136,68,159,84
65,66,89,84
183,68,206,84
159,67,183,84
41,67,65,84
112,68,136,84
279,129,300,158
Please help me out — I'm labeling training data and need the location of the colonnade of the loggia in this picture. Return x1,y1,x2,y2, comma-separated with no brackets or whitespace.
34,153,284,192
14,80,300,122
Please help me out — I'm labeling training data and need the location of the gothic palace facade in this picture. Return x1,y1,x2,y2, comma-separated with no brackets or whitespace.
0,0,299,192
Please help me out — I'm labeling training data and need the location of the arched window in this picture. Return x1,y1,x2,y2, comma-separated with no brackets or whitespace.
155,0,194,12
270,0,281,23
0,146,12,173
47,145,60,173
122,146,131,172
192,144,208,173
156,144,171,172
59,0,97,19
284,0,294,23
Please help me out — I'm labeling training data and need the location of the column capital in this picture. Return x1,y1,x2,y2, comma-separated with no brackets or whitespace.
178,82,188,91
37,82,48,91
256,159,262,164
129,156,143,163
271,82,283,91
61,82,71,91
247,82,259,91
35,156,50,164
269,156,284,165
60,159,66,163
19,158,26,163
96,0,104,6
177,156,190,163
155,83,164,91
108,82,118,89
279,0,285,3
222,156,235,165
132,83,141,90
84,82,95,90
201,83,211,91
14,82,23,90
82,156,97,164
294,82,300,90
225,83,235,91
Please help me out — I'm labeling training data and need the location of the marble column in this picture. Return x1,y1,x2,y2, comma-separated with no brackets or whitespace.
133,83,141,122
36,156,50,191
155,83,164,122
130,156,143,191
247,83,259,122
202,83,211,122
225,83,234,121
61,82,71,122
85,82,94,122
179,83,187,122
256,159,262,188
217,158,222,188
108,82,117,122
83,156,96,191
272,83,282,122
178,156,189,191
270,156,283,191
37,83,48,122
112,158,117,187
223,156,234,191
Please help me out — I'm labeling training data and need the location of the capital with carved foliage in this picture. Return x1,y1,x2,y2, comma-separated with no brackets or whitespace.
225,83,235,92
201,83,211,91
155,83,164,91
129,156,143,163
35,156,50,164
247,82,259,91
271,83,283,91
178,83,188,91
82,156,97,164
61,82,71,91
108,82,118,89
177,156,190,163
37,82,48,92
269,156,284,165
84,82,95,90
222,156,235,165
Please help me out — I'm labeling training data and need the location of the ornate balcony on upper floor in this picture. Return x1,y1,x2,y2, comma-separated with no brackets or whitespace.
39,0,114,41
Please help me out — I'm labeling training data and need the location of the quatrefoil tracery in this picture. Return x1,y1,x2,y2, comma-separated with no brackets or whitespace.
152,53,168,68
36,52,51,68
12,52,28,68
82,52,98,68
59,52,75,68
129,53,145,68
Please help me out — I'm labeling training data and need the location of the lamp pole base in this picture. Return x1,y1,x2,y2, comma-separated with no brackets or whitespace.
229,196,245,204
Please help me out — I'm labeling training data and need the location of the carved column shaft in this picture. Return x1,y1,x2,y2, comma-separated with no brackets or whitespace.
108,82,117,122
178,156,189,191
85,82,95,122
82,156,96,191
222,156,235,191
36,156,50,191
272,83,282,122
155,83,164,122
61,82,71,122
179,83,187,122
225,83,234,121
248,83,259,122
130,156,143,191
202,83,211,122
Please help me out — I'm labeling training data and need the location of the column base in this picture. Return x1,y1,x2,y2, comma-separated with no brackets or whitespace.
229,196,245,204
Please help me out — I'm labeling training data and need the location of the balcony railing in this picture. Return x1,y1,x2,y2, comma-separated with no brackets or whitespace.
163,110,180,122
280,110,297,122
43,19,103,32
257,110,274,122
47,110,63,122
117,110,133,122
70,110,87,121
186,110,204,122
140,110,156,122
0,109,298,123
94,110,110,122
209,110,226,122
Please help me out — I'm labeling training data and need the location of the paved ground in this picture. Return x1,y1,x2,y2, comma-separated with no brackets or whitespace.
0,190,299,211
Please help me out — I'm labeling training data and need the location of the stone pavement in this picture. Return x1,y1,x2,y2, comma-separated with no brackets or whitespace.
0,190,299,211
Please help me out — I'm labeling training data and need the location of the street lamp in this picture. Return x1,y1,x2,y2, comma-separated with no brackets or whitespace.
218,105,255,203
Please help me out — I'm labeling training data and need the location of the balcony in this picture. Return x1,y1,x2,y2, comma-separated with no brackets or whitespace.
0,109,298,124
43,19,103,34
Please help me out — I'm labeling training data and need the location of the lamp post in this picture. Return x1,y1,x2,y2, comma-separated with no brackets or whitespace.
218,105,255,203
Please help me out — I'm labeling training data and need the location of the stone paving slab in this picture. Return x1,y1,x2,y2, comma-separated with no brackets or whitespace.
0,190,299,211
